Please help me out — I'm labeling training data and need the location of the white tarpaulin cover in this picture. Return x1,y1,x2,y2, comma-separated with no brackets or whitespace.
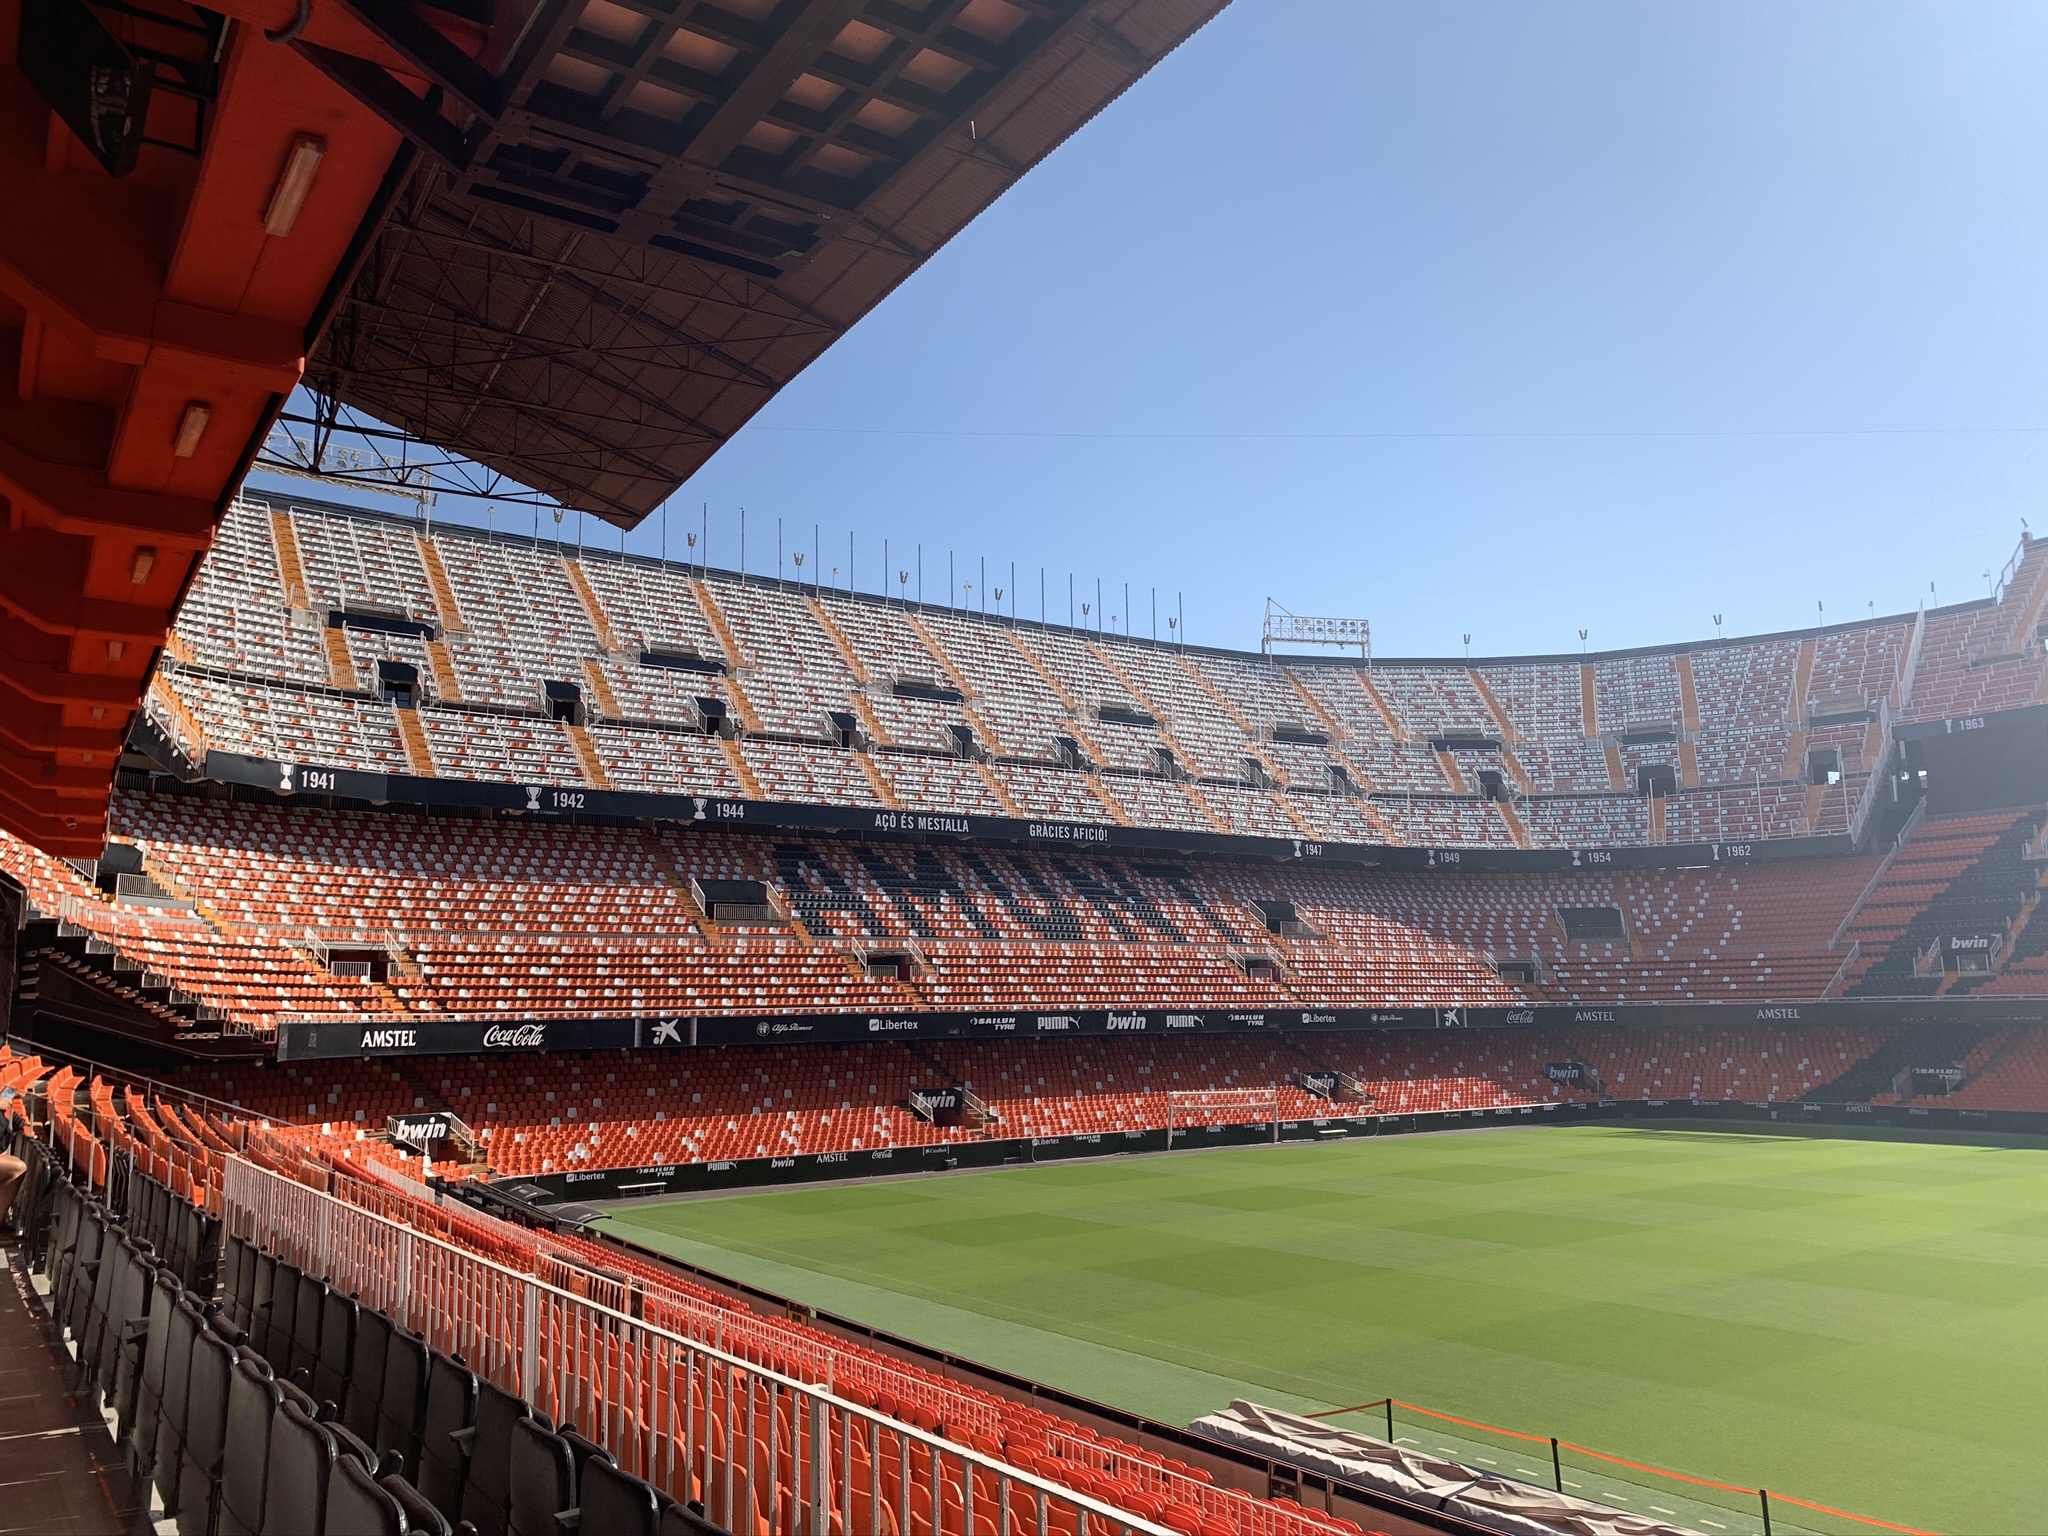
1186,1400,1701,1536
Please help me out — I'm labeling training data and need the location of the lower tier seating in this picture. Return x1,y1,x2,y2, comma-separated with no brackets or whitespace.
163,1023,2048,1180
4,788,1964,1047
3,1047,1377,1536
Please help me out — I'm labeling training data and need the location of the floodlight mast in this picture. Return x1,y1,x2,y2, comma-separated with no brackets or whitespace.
1263,600,1371,660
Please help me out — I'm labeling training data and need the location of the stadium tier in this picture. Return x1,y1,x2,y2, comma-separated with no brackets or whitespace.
145,500,2048,857
9,790,1976,1039
159,1023,1946,1179
9,1046,1387,1536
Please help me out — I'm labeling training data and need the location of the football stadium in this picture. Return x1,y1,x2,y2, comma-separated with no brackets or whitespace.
2,3,2045,1535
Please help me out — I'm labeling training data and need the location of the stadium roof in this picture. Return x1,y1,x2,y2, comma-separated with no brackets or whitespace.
304,0,1232,527
0,0,1226,857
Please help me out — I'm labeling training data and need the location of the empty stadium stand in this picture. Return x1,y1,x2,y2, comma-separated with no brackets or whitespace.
1840,809,2044,996
5,1044,1409,1536
140,1014,2048,1182
151,501,2048,858
1,789,1924,1046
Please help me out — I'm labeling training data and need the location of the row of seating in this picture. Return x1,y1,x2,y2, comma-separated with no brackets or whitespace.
10,1089,736,1536
5,1048,1377,1536
165,498,2036,849
162,1017,2048,1181
6,790,1927,1040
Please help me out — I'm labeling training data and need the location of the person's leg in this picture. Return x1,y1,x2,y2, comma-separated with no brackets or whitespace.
0,1152,25,1233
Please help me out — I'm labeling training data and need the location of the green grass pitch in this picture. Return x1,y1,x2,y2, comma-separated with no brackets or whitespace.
605,1125,2048,1535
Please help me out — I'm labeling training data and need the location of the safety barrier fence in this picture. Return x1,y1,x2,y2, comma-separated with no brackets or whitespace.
220,1154,1178,1536
1309,1400,1936,1536
6,1051,1231,1536
259,1124,1364,1536
21,1050,1112,1488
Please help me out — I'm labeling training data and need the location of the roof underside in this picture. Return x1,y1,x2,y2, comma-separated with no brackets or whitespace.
312,0,1229,527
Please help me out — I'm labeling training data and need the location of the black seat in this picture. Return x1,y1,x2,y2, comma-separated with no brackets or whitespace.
223,1237,255,1333
345,1305,393,1449
415,1351,479,1522
162,1189,191,1285
280,1375,321,1421
261,1262,299,1376
316,1288,358,1412
129,1266,183,1470
506,1418,575,1536
150,1182,174,1262
326,1455,407,1536
455,1379,533,1536
247,1251,278,1361
557,1425,613,1503
175,1330,239,1536
76,1211,121,1383
108,1238,158,1425
191,1206,222,1300
375,1324,430,1475
262,1398,339,1536
657,1500,728,1536
43,1180,83,1304
218,1354,284,1536
136,1179,163,1251
327,1412,380,1474
208,1308,252,1353
384,1471,455,1536
63,1202,108,1348
293,1271,329,1382
578,1459,661,1536
152,1293,204,1519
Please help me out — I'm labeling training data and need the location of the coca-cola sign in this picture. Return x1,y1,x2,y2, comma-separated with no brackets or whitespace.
482,1023,547,1049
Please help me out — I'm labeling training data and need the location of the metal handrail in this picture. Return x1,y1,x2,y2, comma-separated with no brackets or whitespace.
1820,941,1860,999
1833,797,1927,948
222,1155,1177,1536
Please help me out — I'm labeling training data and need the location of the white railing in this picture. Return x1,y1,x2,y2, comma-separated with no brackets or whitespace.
1821,941,1860,999
1894,604,1927,715
220,1156,1175,1536
1833,797,1928,949
1993,535,2030,607
1845,698,1894,849
314,1145,1362,1536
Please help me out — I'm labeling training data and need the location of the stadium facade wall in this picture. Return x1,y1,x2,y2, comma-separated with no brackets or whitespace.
204,746,1853,873
279,996,2048,1060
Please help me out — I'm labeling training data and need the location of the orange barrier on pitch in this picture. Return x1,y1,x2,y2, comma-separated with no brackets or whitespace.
1308,1398,1939,1536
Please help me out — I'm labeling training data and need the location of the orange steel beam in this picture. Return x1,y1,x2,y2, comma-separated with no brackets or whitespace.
0,0,447,855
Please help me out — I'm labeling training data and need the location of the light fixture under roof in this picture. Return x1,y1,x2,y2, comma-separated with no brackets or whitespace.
173,401,210,458
263,133,326,237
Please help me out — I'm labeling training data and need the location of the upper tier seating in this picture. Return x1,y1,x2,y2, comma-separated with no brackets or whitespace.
1900,540,2048,723
167,502,2042,851
174,506,332,685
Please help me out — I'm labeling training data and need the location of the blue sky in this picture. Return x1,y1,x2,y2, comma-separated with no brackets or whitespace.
254,0,2048,657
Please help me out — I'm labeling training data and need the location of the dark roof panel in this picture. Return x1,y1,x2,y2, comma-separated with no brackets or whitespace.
311,0,1230,525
